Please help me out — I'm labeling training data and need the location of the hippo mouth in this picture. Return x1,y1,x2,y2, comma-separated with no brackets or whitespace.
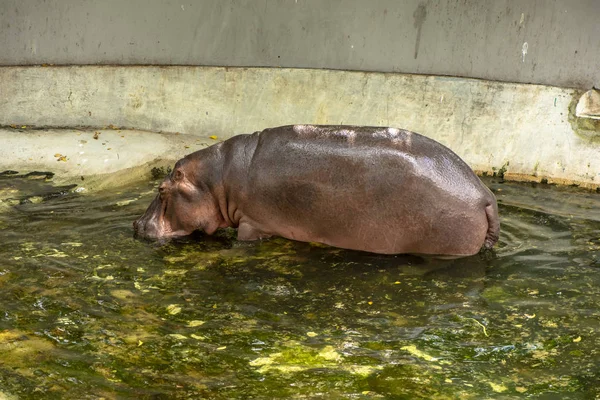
133,221,206,246
133,195,171,240
133,216,163,240
133,194,201,241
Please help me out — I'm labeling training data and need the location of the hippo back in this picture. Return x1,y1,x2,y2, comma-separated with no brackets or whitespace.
235,125,495,256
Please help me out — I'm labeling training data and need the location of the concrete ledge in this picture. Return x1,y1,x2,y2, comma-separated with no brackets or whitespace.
0,127,212,190
1,66,599,189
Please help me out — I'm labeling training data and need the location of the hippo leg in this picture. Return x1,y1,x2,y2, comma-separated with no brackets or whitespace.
237,222,272,241
484,203,500,249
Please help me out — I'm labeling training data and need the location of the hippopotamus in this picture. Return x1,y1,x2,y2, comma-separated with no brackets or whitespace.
134,125,499,257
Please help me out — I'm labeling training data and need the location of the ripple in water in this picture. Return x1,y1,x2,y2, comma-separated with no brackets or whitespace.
0,175,599,399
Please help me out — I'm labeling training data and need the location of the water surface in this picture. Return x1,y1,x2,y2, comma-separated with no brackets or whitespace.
1,173,599,399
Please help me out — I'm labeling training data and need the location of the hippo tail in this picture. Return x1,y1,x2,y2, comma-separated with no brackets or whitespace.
483,201,500,249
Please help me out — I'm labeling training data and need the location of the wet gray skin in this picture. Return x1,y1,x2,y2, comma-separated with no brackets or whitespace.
134,125,499,257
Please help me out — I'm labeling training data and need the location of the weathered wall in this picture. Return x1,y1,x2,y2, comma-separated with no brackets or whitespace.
1,66,599,189
0,0,598,88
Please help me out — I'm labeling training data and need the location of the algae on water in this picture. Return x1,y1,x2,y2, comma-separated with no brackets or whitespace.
0,176,599,398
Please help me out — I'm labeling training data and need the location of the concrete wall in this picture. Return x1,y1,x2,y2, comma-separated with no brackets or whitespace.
1,0,598,89
1,66,599,189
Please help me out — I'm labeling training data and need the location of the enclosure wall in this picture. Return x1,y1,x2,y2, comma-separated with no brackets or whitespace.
1,0,599,88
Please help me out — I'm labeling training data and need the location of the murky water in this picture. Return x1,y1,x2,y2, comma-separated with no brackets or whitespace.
1,172,599,399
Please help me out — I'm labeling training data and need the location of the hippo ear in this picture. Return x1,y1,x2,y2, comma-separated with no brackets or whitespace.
172,169,184,182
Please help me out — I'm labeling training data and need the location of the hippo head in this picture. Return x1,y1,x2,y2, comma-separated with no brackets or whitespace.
133,158,226,240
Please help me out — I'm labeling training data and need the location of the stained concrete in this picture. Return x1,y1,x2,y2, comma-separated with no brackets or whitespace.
0,127,211,190
1,66,599,190
0,0,599,89
577,90,600,119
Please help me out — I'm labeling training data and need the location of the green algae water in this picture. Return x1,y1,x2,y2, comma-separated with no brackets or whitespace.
1,173,599,399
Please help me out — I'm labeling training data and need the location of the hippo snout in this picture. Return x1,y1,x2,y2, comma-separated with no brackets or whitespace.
133,215,162,239
133,216,147,237
132,218,143,235
133,195,164,239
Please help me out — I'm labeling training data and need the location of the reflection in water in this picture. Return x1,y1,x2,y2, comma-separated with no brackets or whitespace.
0,175,599,398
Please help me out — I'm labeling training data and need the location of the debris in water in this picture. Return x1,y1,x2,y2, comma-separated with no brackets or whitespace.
488,382,508,393
462,317,489,337
116,199,137,207
318,346,341,361
401,345,438,362
166,304,182,315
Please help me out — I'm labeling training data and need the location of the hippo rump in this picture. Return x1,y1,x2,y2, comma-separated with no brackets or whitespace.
134,125,499,257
